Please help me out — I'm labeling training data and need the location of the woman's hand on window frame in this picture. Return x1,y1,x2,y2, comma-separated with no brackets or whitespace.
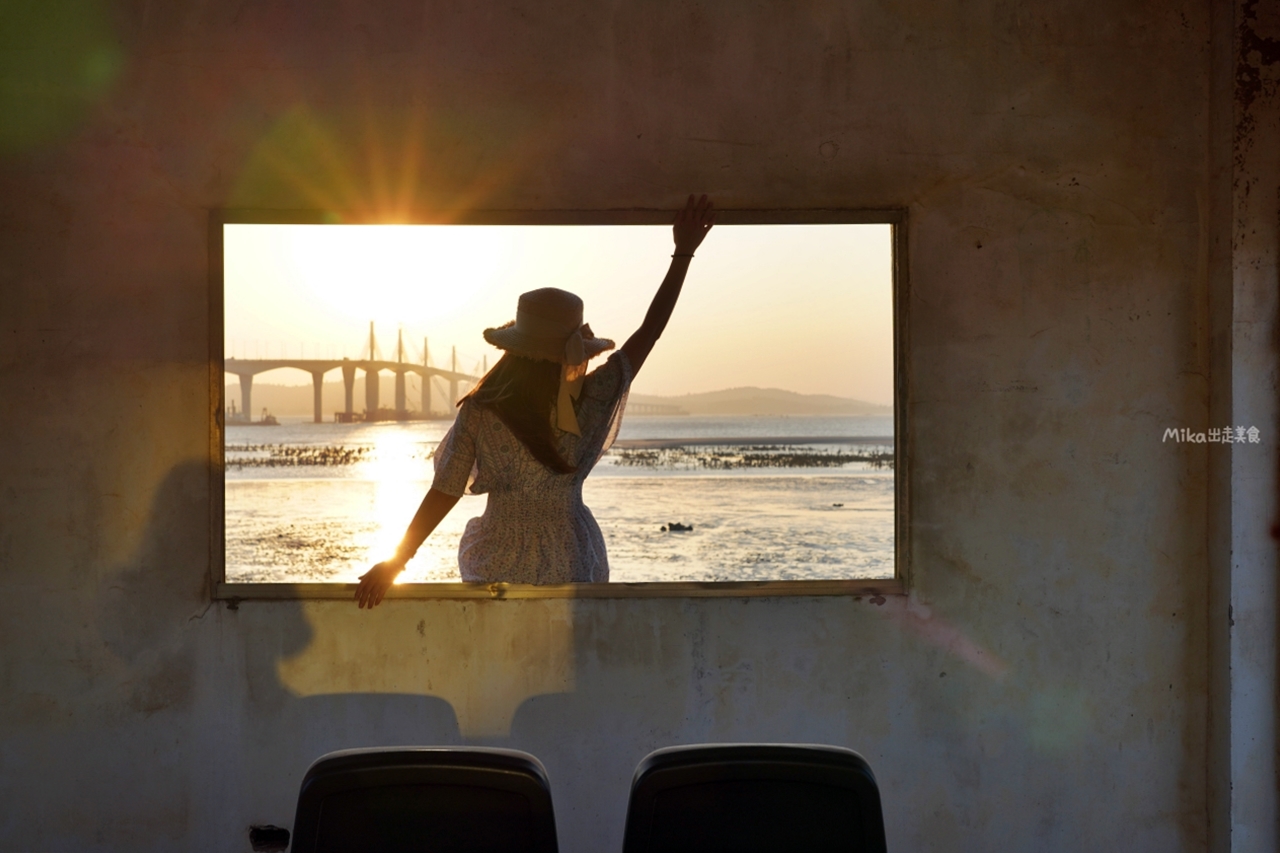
355,559,405,609
673,194,715,255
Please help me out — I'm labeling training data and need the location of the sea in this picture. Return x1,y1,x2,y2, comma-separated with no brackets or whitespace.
225,414,895,584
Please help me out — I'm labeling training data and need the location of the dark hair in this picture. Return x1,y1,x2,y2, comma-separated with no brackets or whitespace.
460,354,576,474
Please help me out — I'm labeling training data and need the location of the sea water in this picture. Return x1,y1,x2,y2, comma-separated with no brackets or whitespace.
224,414,895,583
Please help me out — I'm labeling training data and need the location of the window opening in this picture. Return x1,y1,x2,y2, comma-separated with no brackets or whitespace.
214,212,904,595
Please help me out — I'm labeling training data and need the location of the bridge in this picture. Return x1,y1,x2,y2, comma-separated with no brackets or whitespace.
224,324,482,423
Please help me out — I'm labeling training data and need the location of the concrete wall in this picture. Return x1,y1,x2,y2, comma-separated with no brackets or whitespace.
0,1,1273,850
1210,0,1280,848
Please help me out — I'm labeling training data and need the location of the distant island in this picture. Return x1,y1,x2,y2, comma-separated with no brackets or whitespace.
628,387,891,417
226,380,891,419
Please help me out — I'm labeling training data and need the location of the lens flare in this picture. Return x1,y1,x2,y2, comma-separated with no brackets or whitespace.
227,90,549,224
0,0,124,154
877,594,1010,679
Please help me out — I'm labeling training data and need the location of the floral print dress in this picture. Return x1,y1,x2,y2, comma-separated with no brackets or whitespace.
431,351,632,583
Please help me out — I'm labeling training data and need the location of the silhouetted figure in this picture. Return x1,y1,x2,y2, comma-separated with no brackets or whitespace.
356,196,715,607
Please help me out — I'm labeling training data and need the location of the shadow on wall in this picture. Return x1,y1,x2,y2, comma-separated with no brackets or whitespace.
97,460,210,716
250,572,1069,852
87,462,1126,852
91,461,463,846
87,467,884,846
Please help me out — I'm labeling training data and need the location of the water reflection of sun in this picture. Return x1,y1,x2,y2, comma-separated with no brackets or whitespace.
363,430,429,581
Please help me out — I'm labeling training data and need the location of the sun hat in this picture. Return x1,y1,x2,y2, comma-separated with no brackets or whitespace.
483,288,615,366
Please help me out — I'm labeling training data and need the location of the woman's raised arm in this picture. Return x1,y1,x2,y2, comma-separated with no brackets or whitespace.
620,195,715,374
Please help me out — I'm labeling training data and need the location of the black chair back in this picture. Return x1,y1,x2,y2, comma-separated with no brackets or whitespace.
290,747,558,853
622,743,886,853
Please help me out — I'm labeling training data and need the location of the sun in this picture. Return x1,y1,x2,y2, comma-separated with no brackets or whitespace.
285,225,510,334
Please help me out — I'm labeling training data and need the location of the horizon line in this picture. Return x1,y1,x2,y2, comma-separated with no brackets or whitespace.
225,377,893,407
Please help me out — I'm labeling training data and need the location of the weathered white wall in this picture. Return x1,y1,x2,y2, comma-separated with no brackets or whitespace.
1209,0,1280,849
0,1,1272,850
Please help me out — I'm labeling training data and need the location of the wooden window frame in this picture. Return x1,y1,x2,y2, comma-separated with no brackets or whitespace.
208,208,909,601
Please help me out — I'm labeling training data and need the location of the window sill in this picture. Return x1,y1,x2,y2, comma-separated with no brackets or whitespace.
214,579,904,601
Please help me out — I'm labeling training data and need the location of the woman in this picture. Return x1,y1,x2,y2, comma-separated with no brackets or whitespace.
355,195,715,607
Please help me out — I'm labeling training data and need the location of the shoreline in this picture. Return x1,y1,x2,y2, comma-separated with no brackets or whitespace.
611,435,893,449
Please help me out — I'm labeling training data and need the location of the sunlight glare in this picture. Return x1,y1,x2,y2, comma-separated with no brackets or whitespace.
286,225,510,333
363,430,430,571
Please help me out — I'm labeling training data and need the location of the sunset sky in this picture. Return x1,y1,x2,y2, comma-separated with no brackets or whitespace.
224,223,894,402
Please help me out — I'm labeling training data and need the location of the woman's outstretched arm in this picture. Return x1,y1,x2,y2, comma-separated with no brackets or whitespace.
355,487,461,609
621,194,715,374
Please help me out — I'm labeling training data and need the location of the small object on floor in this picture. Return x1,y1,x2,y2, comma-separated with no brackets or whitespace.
832,503,844,507
667,521,693,532
249,825,290,852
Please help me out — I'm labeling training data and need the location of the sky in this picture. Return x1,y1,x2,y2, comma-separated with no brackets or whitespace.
224,222,894,402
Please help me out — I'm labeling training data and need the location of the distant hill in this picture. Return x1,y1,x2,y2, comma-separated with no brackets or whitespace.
227,381,892,419
629,387,891,416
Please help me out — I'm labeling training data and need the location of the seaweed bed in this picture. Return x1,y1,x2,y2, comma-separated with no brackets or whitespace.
610,445,893,470
226,444,374,468
225,443,894,471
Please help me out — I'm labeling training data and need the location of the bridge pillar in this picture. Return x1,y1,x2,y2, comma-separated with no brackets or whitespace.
238,374,253,420
310,371,325,424
422,338,431,416
341,361,355,418
449,346,458,409
365,365,379,417
394,369,406,417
